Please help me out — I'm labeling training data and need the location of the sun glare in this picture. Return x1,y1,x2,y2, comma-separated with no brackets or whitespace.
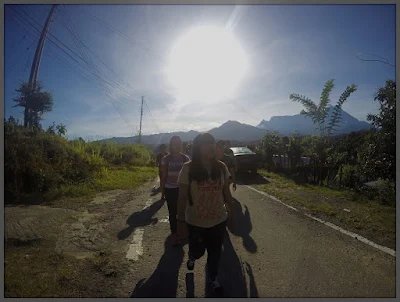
167,26,248,102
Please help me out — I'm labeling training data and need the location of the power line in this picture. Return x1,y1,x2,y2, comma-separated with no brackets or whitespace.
7,27,31,58
10,6,133,127
143,100,161,133
11,5,140,101
58,6,133,127
61,6,142,101
13,6,212,132
6,38,36,76
77,7,262,124
9,10,139,115
356,52,395,68
76,6,167,64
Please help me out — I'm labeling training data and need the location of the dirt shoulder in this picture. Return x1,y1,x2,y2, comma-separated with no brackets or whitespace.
4,181,159,298
246,171,395,250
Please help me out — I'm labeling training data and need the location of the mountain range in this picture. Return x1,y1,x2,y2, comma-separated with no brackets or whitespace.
98,107,372,145
257,106,372,136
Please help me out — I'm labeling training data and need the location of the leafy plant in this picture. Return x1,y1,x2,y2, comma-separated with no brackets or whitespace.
290,79,357,136
13,81,54,129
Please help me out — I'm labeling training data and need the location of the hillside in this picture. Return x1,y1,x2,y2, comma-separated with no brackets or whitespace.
98,121,264,145
257,106,371,136
98,107,372,145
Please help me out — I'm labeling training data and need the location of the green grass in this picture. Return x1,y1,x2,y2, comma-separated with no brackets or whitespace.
5,242,86,297
257,170,396,248
94,166,157,190
44,166,157,202
5,241,121,297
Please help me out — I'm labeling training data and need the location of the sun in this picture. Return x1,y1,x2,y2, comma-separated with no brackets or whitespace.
167,26,249,102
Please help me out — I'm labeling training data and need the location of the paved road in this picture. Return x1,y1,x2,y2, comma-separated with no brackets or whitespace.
125,182,396,298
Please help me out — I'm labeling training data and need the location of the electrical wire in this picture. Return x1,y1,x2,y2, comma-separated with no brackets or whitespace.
77,7,264,124
356,52,395,68
58,6,133,126
6,38,36,76
75,6,167,64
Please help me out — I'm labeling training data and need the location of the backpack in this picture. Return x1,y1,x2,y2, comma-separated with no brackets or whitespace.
188,161,226,206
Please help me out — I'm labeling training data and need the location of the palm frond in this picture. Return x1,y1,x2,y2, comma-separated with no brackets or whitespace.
327,84,357,136
318,79,335,132
290,93,317,111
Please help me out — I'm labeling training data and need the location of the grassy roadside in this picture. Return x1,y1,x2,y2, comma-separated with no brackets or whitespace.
5,240,123,298
5,166,157,298
41,166,157,203
256,170,395,249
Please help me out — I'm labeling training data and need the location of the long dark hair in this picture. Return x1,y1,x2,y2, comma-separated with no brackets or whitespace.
190,133,222,183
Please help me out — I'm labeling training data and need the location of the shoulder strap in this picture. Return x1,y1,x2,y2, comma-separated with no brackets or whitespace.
163,154,171,175
217,160,226,180
180,152,189,162
188,161,193,206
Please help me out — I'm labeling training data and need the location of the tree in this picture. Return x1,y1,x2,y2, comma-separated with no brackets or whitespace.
360,80,395,182
56,123,67,136
47,122,56,135
13,81,54,129
290,79,357,136
8,116,16,124
287,132,303,169
290,80,357,184
262,130,281,170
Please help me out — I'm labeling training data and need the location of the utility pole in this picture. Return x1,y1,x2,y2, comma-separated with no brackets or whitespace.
25,4,58,128
138,96,144,143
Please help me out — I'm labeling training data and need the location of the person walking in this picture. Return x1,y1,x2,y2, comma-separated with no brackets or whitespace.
185,143,193,160
176,133,236,292
216,140,237,191
160,136,190,246
155,144,168,190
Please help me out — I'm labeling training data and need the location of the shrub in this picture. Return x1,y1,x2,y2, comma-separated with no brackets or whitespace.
336,164,361,188
360,180,396,207
4,130,103,200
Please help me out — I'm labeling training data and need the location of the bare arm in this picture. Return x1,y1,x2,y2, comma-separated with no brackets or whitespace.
160,164,168,195
229,167,236,184
223,178,234,214
177,183,189,219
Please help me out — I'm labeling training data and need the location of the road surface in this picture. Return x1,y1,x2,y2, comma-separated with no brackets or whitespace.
5,180,396,298
125,181,395,298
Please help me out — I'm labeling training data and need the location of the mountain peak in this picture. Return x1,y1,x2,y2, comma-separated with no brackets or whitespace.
257,107,370,135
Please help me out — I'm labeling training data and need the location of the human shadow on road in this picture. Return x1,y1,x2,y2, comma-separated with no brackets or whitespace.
118,198,165,240
204,230,259,298
236,172,270,185
130,236,184,297
150,186,161,197
227,198,257,254
245,261,259,298
186,272,195,298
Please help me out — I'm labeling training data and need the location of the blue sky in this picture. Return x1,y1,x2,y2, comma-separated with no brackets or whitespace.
4,4,396,140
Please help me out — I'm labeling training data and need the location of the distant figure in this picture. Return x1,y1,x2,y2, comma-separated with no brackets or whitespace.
185,143,193,159
156,144,168,188
216,140,237,191
225,140,235,161
176,133,236,293
160,136,190,246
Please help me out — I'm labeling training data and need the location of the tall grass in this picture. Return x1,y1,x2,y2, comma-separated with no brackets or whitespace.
4,123,155,203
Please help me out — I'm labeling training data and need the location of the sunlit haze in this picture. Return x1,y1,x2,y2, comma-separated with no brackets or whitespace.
4,5,396,140
167,26,248,102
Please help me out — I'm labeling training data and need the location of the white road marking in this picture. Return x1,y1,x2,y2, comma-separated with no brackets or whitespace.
246,185,396,258
125,195,160,261
143,198,154,210
160,216,169,223
126,228,144,261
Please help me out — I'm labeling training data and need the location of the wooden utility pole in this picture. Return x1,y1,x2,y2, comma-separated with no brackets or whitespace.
138,96,144,143
24,4,58,128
